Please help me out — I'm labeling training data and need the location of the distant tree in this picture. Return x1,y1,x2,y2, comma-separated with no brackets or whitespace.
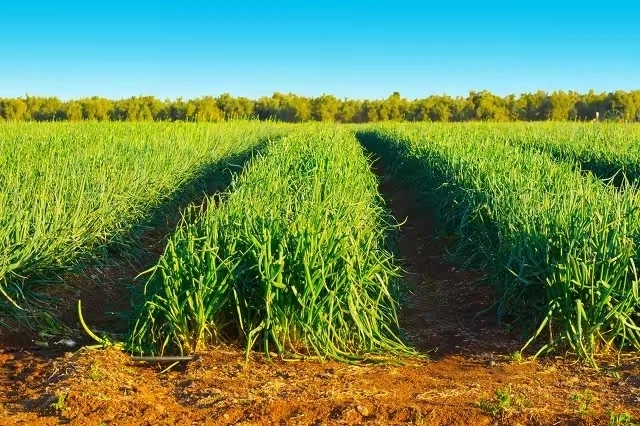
410,99,429,121
360,100,380,122
383,92,409,121
449,96,475,121
66,101,83,121
217,93,255,119
291,94,312,122
468,90,510,121
549,91,577,121
410,96,453,122
234,96,255,118
137,104,154,121
110,100,127,121
337,99,362,123
428,96,453,122
516,91,551,121
169,98,188,121
0,98,28,121
185,100,197,121
81,97,113,120
24,96,42,120
575,89,608,120
503,94,519,121
607,90,640,121
122,98,141,122
270,93,297,122
0,89,638,123
194,96,222,122
311,95,339,121
216,93,236,119
376,102,390,121
25,96,65,121
144,96,168,120
254,95,280,120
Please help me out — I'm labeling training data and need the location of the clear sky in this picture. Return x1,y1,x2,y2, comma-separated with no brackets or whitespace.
0,0,638,100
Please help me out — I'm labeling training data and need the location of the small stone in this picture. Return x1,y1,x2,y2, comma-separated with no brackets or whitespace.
55,339,76,347
356,405,369,417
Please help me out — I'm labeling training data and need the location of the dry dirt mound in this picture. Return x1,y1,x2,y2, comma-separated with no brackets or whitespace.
1,346,638,425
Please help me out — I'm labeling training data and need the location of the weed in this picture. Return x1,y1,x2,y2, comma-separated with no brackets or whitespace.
50,392,67,414
477,384,530,417
609,411,635,426
88,364,102,381
604,367,621,381
571,389,594,417
507,351,523,363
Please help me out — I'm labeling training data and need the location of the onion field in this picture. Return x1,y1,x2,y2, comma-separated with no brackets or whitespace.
1,121,640,367
0,121,283,331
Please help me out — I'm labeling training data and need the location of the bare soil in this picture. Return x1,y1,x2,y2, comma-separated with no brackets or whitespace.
0,175,639,425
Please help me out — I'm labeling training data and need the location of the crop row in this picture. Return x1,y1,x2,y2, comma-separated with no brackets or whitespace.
128,125,413,362
357,124,640,365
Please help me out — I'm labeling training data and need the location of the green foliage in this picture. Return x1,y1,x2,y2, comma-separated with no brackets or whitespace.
358,123,640,366
507,351,523,363
477,385,530,417
128,125,413,362
50,392,67,414
509,124,640,186
2,89,640,123
571,389,594,416
88,364,103,381
609,411,635,426
0,121,281,331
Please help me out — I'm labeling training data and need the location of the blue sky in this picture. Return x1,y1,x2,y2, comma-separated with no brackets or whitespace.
0,1,638,100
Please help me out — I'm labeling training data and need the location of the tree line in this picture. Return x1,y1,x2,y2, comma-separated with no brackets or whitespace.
1,90,640,123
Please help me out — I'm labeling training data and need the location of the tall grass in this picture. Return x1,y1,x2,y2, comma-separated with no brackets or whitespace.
358,123,640,366
129,125,412,362
0,121,281,331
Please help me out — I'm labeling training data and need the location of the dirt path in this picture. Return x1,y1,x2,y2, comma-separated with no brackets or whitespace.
379,174,520,358
0,174,639,425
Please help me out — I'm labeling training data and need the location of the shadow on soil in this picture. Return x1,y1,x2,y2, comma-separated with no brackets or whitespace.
358,137,523,360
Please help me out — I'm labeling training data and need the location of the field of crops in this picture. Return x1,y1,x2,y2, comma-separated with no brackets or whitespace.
0,121,284,333
2,121,640,424
2,121,640,366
